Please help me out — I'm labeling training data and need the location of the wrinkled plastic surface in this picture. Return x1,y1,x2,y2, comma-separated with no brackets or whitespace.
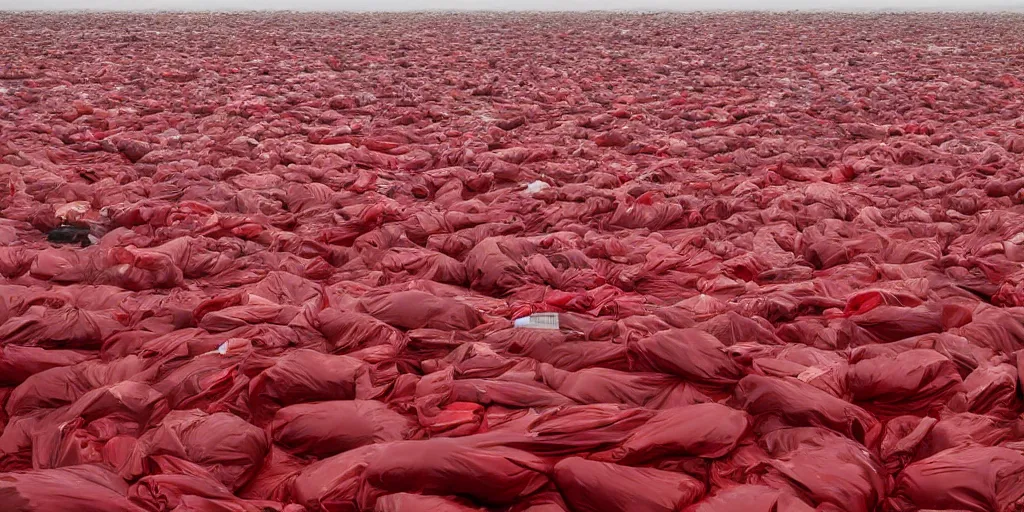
1,11,1024,512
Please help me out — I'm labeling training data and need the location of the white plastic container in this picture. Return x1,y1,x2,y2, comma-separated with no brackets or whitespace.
513,312,560,330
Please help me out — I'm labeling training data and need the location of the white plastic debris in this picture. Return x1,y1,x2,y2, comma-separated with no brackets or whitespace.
524,180,551,195
55,201,91,222
513,312,560,330
203,341,231,355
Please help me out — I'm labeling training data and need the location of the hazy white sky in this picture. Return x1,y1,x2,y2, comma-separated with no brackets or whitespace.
1,0,1022,11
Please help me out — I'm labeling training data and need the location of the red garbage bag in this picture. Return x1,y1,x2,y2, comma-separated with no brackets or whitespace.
552,456,705,512
248,349,370,423
315,308,407,353
198,304,301,333
628,328,744,386
373,493,482,512
377,247,468,286
238,446,304,503
683,484,815,512
0,464,141,512
536,363,711,409
119,409,269,492
847,348,964,416
0,305,125,350
486,329,629,372
848,305,945,343
734,375,880,447
358,290,485,331
363,437,550,506
151,347,252,411
7,355,150,416
513,404,654,456
462,238,531,295
0,345,90,386
449,378,575,409
290,444,383,512
30,381,167,470
507,491,569,512
949,362,1021,418
750,427,886,512
271,400,414,457
918,412,1014,459
128,473,284,512
889,445,1024,512
593,402,751,463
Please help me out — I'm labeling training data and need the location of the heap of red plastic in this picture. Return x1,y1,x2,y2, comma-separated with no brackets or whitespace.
1,11,1024,512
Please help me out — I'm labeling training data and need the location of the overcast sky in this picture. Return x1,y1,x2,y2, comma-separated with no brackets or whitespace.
2,0,1023,11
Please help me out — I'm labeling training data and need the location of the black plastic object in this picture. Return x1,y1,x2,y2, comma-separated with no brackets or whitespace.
47,225,92,247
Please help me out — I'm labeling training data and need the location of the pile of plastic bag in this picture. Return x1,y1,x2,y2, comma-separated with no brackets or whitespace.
1,11,1024,512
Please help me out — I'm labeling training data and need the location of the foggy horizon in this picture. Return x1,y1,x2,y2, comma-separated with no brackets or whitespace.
3,0,1024,12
